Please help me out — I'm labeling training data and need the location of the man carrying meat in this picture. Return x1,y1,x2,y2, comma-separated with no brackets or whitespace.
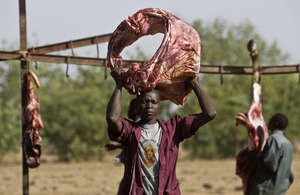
249,113,294,195
106,67,216,194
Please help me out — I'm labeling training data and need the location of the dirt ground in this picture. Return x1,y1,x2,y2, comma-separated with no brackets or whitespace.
0,150,299,195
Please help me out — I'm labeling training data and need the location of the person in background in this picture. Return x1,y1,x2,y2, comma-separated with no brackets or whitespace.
250,113,294,195
106,67,216,194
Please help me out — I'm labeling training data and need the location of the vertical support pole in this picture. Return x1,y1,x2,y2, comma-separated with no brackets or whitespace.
19,0,29,194
247,39,260,104
247,39,260,84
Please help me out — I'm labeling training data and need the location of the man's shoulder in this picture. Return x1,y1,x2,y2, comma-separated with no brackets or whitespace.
269,131,292,147
161,115,194,129
162,115,184,124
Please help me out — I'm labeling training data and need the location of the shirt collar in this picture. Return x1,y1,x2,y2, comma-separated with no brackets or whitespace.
272,130,284,135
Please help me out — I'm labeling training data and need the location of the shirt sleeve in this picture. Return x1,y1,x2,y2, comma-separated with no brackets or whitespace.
108,117,132,144
261,136,281,172
170,114,195,141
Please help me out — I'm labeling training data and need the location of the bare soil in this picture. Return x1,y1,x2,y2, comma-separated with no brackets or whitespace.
1,150,299,195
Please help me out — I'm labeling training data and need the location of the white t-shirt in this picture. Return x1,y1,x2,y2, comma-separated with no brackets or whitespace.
139,122,162,195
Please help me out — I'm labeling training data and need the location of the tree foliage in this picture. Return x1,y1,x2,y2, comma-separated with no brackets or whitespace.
0,18,298,161
0,62,22,161
35,65,135,161
177,18,299,158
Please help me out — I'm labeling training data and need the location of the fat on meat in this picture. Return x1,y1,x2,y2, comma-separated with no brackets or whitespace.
234,83,268,194
107,8,201,105
22,71,44,168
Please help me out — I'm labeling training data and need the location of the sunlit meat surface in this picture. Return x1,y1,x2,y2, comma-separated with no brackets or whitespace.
107,8,201,105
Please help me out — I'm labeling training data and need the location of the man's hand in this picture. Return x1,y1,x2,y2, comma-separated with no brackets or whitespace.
111,66,123,87
103,142,123,151
185,77,198,91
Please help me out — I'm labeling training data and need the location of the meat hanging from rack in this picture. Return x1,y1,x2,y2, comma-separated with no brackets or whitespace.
107,8,201,105
22,70,44,168
234,83,269,194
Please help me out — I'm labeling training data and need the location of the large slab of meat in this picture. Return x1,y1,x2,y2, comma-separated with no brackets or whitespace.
107,8,201,105
234,83,268,194
22,71,44,168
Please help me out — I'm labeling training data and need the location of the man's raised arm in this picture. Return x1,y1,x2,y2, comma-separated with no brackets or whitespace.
106,67,123,136
186,78,216,133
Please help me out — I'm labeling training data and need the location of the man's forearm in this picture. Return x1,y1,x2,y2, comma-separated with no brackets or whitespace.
192,80,216,118
106,86,123,135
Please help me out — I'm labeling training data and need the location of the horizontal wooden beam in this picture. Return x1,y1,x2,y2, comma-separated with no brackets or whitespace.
0,51,299,75
199,64,300,75
25,33,112,54
0,51,136,67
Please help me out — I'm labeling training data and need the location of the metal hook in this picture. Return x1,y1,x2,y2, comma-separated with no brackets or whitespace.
27,47,39,69
104,59,107,80
66,56,70,78
95,36,100,59
70,40,75,56
95,36,107,80
298,64,300,84
30,46,36,54
220,65,224,85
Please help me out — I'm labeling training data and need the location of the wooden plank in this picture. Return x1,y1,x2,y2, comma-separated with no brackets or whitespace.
260,65,299,74
0,51,299,74
199,65,253,74
0,51,20,60
27,33,112,54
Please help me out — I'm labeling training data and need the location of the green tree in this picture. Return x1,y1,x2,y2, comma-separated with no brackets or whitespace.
178,18,298,158
0,18,298,161
0,62,22,161
35,64,138,161
34,64,131,161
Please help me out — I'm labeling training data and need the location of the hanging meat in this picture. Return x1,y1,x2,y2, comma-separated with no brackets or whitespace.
234,82,269,194
22,70,44,168
107,8,201,105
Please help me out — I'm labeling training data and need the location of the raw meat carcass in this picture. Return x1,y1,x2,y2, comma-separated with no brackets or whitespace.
234,83,268,194
22,71,44,168
107,8,201,105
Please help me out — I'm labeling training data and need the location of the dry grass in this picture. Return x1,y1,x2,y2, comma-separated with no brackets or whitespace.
0,150,299,195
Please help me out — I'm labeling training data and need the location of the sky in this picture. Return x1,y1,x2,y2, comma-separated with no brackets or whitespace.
1,0,300,65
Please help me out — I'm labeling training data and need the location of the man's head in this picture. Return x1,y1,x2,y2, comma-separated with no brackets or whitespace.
136,89,160,124
267,113,289,131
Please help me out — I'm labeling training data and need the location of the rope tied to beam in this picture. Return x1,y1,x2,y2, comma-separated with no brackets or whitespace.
19,50,30,62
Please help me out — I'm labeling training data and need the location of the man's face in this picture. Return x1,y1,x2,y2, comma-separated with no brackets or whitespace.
137,90,160,124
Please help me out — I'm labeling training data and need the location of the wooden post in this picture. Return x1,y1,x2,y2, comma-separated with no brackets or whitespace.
19,0,29,194
247,39,260,84
247,40,260,105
